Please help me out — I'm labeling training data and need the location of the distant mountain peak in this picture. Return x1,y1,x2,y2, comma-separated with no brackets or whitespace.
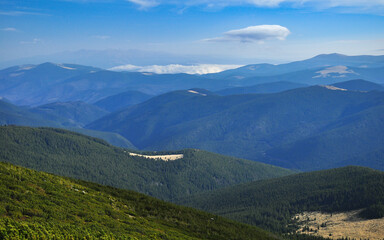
312,53,347,59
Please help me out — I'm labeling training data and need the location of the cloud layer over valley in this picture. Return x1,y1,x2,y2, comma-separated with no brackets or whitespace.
109,63,243,74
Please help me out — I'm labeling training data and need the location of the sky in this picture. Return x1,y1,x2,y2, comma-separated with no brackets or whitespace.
1,0,384,70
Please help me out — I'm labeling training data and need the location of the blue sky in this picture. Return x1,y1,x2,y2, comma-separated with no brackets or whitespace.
1,0,384,66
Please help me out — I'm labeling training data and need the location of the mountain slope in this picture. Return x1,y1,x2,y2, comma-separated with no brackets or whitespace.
179,166,384,233
39,70,217,104
206,53,384,80
331,79,384,91
0,126,293,201
236,66,384,87
87,86,384,171
0,161,279,240
65,127,137,149
0,100,135,148
265,104,384,171
31,101,109,127
94,90,153,112
216,81,307,95
0,100,60,127
0,62,101,106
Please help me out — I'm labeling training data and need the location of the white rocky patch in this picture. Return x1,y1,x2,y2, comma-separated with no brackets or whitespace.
313,66,358,78
187,90,207,96
141,72,154,76
57,64,76,70
9,72,24,77
321,85,348,91
127,152,184,161
18,65,35,71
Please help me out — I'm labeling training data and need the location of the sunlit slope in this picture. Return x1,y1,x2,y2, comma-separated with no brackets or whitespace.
0,161,280,240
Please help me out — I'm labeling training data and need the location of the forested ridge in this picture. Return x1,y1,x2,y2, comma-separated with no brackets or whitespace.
0,126,292,201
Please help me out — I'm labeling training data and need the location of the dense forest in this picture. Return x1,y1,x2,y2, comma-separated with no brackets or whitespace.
179,166,384,233
0,126,292,201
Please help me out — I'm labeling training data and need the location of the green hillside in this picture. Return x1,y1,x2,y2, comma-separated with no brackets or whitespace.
266,105,384,170
0,126,293,201
0,100,60,127
179,166,384,233
0,161,280,239
65,127,137,149
0,100,136,149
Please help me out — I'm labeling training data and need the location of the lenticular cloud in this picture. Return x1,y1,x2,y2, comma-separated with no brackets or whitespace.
205,25,290,43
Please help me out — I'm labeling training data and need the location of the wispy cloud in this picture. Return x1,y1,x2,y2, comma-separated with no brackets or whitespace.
1,27,18,32
92,35,111,40
122,0,384,13
109,63,243,74
0,10,50,16
127,0,159,8
20,38,43,45
204,25,290,43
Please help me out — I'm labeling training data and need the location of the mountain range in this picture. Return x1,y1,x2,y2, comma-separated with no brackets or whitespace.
206,53,384,80
1,53,384,106
87,85,384,171
1,53,384,173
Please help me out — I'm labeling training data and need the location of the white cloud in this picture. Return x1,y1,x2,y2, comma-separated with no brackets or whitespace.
109,64,243,74
127,0,159,8
1,27,18,32
205,25,290,43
